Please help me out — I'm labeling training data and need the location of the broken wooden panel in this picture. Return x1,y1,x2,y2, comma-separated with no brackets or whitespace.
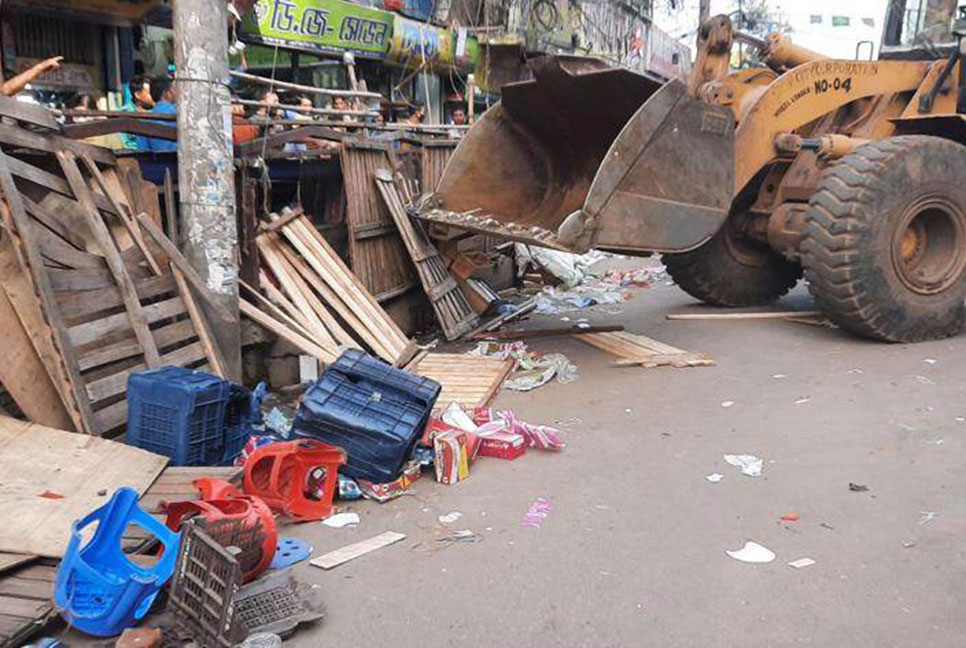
340,139,418,301
421,139,459,195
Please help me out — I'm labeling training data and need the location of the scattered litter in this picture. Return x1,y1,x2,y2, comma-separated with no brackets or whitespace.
438,511,463,525
847,368,864,374
848,483,869,492
724,454,763,477
39,490,65,500
924,358,937,365
957,417,966,423
469,341,578,391
474,407,565,450
323,512,360,528
726,541,775,564
902,541,917,549
338,475,363,500
918,511,938,524
264,407,292,437
898,423,917,432
241,633,283,648
772,374,788,379
780,512,800,522
437,530,483,544
721,400,735,408
310,531,407,570
788,557,815,569
820,522,835,530
913,375,935,385
705,473,724,483
794,397,811,405
520,498,553,528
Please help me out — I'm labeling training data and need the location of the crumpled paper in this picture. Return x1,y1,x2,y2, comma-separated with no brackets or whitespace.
468,341,578,391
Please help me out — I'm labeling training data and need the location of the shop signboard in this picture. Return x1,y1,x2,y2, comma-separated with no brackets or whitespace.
387,15,453,68
241,0,393,59
26,0,161,20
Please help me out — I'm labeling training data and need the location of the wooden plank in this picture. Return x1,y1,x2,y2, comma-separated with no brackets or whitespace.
666,310,822,321
36,225,106,269
81,155,162,275
0,577,52,600
76,318,197,372
0,150,98,435
0,416,167,557
163,168,178,245
172,265,227,378
84,341,206,403
64,118,177,141
48,267,114,292
136,213,236,323
0,122,114,165
309,531,406,570
0,95,59,130
244,276,317,341
576,331,715,369
240,298,335,364
58,151,161,367
67,295,185,347
472,325,624,341
0,555,35,575
57,272,176,320
3,153,118,217
0,596,50,618
21,194,88,250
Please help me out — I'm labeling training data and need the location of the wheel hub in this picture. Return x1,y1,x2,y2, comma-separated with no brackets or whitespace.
892,196,966,295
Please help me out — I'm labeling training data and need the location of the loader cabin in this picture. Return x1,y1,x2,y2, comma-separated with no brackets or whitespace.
881,0,965,59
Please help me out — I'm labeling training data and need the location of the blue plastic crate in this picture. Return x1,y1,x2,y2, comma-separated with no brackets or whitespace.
126,367,231,466
221,384,254,464
292,351,440,483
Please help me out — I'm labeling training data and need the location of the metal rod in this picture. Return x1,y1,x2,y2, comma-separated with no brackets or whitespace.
230,69,383,100
235,98,376,117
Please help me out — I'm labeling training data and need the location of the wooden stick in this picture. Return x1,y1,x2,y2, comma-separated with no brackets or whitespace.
235,98,376,118
240,277,317,342
230,70,382,99
136,212,235,323
172,264,227,378
465,298,537,337
163,169,178,246
80,155,162,276
239,298,335,364
57,151,161,367
666,310,822,321
471,325,624,341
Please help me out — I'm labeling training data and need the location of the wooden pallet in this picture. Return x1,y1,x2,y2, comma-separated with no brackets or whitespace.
410,352,513,410
341,139,418,302
373,169,479,340
0,102,222,436
576,331,715,368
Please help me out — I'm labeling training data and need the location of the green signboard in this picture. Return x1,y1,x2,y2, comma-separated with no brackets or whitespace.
241,0,393,59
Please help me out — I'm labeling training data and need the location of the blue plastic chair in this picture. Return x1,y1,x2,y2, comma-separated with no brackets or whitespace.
53,487,181,637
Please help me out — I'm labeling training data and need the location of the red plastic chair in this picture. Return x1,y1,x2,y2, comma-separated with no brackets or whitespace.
243,440,346,522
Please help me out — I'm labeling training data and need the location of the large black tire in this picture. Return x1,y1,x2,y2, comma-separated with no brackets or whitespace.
664,214,802,307
801,136,966,342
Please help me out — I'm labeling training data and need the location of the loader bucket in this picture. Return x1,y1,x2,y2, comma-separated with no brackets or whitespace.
432,56,662,246
429,57,735,254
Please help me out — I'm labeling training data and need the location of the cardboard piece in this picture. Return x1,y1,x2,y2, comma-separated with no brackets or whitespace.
434,430,470,485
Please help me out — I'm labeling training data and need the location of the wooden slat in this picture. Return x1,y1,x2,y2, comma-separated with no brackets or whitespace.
172,265,227,378
0,95,59,130
84,340,207,403
21,193,88,250
81,155,163,275
67,295,185,347
56,272,176,320
412,352,513,410
58,151,160,366
136,213,236,322
240,298,335,364
576,331,715,368
48,266,115,292
76,318,197,372
374,169,478,340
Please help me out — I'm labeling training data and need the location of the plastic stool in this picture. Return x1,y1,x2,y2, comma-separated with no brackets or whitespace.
244,440,346,521
53,488,180,637
163,495,277,583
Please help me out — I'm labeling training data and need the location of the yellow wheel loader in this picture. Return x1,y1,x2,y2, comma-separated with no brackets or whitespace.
421,4,966,342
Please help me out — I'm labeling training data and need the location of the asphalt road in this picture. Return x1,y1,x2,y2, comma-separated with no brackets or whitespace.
58,261,966,647
282,264,966,648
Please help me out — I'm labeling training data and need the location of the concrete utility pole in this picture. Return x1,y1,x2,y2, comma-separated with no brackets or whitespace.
699,0,711,22
172,0,242,381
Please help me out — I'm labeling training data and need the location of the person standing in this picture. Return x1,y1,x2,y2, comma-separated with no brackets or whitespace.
2,56,63,96
146,79,177,152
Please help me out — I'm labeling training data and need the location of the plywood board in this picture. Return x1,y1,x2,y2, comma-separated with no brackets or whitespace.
411,353,513,410
0,417,167,557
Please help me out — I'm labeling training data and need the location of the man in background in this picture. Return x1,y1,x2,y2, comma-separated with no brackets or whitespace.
146,79,177,153
2,56,63,96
